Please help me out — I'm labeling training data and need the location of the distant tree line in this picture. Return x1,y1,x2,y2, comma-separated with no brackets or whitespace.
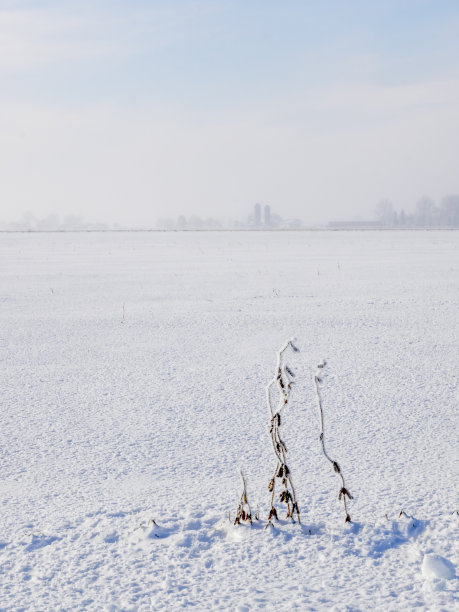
0,212,110,231
376,195,459,228
157,206,302,230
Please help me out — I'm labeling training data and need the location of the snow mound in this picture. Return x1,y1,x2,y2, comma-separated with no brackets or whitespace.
421,553,456,580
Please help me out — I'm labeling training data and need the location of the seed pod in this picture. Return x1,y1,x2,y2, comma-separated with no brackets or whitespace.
277,465,284,478
268,478,274,492
280,490,291,503
345,514,351,523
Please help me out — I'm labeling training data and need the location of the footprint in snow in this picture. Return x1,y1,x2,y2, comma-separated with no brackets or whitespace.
24,534,60,552
183,519,201,531
103,532,120,544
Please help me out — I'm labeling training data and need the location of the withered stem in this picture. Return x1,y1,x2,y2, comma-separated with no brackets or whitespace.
266,340,301,524
313,362,353,523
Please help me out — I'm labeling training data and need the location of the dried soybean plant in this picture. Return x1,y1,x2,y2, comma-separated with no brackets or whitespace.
233,469,253,525
266,339,301,525
313,361,353,523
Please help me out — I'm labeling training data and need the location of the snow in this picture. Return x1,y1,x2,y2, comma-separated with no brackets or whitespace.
422,553,456,580
0,229,458,610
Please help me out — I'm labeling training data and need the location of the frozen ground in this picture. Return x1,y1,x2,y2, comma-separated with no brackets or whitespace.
0,230,458,611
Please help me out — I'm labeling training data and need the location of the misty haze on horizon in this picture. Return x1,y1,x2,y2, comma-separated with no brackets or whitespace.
3,193,459,231
1,1,459,228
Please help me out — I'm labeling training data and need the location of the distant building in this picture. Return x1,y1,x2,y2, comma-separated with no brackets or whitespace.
264,205,271,227
247,202,301,229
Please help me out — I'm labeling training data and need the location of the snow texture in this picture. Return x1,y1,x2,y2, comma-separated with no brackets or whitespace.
0,230,458,610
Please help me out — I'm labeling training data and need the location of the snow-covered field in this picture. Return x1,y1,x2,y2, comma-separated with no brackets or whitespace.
1,230,458,611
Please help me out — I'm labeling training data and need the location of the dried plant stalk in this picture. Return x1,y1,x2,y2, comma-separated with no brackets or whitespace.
233,469,253,525
313,361,353,522
266,339,301,524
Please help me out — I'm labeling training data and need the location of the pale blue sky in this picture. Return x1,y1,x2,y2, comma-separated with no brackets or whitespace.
1,0,459,225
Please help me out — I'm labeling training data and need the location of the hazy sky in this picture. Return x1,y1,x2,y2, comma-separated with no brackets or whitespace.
1,0,459,226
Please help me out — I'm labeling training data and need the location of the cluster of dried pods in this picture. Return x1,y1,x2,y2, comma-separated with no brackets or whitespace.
233,469,253,525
